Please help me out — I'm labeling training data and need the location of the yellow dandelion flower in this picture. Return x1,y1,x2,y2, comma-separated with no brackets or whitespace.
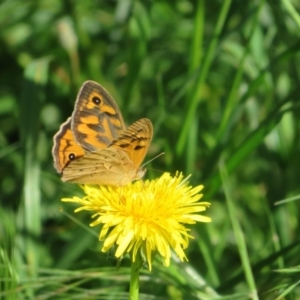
62,172,211,270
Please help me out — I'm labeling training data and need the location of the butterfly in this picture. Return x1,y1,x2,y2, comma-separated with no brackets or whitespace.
52,80,153,186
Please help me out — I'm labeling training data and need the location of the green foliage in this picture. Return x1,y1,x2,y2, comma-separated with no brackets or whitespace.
1,0,300,299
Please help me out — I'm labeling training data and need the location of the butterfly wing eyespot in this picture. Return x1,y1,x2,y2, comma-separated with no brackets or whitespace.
91,96,102,105
68,153,76,160
52,81,153,186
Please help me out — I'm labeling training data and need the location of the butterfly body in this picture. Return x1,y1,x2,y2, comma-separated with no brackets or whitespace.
52,81,153,186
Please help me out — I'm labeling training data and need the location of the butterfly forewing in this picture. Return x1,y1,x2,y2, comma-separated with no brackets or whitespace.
72,81,126,151
109,118,153,167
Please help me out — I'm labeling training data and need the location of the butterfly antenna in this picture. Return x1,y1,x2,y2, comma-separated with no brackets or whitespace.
141,152,165,168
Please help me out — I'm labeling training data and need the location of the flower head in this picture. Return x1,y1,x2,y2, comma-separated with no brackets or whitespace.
62,172,211,270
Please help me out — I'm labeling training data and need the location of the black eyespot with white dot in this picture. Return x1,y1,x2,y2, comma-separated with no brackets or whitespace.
68,153,76,161
92,96,102,105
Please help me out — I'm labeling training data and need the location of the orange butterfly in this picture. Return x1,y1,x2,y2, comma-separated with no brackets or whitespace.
52,81,153,186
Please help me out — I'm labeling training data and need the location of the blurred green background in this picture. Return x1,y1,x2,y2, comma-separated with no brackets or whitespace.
1,0,300,299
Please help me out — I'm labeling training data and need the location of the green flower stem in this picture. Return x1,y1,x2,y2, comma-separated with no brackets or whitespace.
129,255,140,300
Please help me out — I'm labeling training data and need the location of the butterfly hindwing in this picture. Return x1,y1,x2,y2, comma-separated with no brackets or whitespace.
61,148,136,186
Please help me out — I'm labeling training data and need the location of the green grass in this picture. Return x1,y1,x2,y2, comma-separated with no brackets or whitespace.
1,0,300,299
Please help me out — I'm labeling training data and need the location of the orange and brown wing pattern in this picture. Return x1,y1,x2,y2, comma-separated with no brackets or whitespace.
52,118,85,173
61,118,153,186
52,81,153,186
72,81,126,151
109,118,153,168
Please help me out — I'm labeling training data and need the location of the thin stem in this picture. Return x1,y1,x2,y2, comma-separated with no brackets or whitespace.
129,254,140,300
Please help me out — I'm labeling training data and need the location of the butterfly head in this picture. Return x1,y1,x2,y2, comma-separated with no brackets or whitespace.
134,167,146,181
